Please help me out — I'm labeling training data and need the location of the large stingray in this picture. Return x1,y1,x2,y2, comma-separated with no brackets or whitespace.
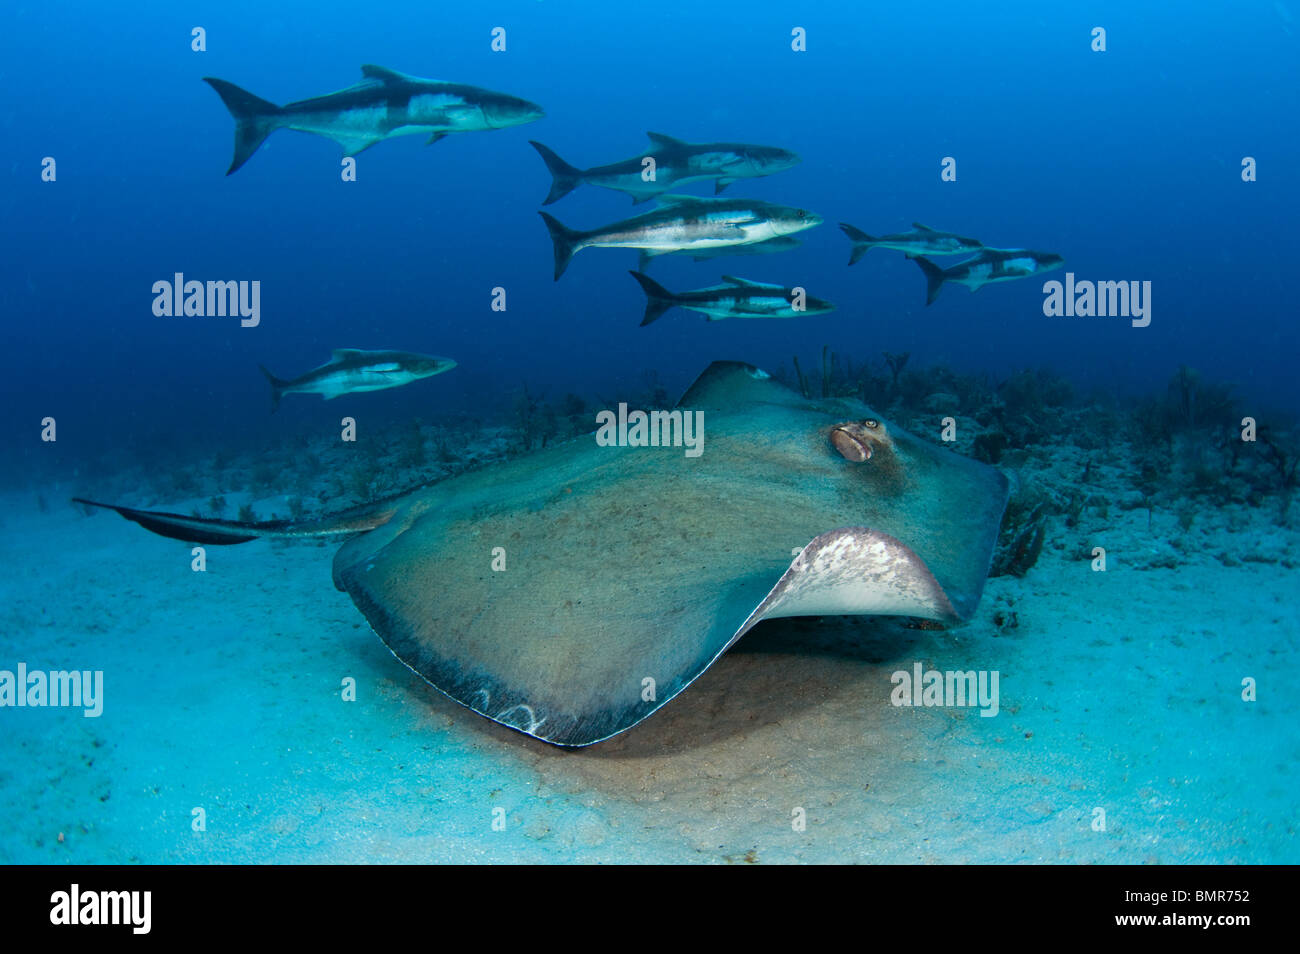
76,362,1009,747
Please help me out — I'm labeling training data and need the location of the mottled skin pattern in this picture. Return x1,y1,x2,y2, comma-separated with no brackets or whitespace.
332,363,1008,745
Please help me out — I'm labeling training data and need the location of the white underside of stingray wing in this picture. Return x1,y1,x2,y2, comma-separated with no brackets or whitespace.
728,526,960,651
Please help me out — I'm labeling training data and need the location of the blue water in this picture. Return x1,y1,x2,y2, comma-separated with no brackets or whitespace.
1,1,1297,865
4,0,1297,464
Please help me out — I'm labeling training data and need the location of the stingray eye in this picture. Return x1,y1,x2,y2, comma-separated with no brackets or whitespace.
864,419,879,429
831,426,872,462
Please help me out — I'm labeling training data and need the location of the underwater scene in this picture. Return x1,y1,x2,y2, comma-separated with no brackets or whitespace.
2,0,1297,867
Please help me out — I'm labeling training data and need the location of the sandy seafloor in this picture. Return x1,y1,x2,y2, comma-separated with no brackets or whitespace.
1,462,1297,864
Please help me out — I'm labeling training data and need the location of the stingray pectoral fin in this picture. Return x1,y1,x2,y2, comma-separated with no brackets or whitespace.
738,527,960,641
73,497,399,546
329,359,1009,748
335,520,960,749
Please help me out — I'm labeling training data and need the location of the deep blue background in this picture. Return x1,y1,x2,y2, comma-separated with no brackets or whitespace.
3,0,1297,465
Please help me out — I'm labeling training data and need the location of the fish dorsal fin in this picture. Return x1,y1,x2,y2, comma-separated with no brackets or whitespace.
675,361,808,411
912,222,936,232
331,348,365,360
720,275,783,289
646,131,688,148
360,64,419,83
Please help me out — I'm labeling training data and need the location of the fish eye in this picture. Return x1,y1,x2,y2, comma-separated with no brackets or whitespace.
864,419,879,429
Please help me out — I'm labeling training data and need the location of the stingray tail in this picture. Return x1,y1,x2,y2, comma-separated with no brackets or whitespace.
529,141,584,205
538,211,585,280
259,364,287,413
912,255,946,306
72,498,400,546
203,77,283,175
628,271,677,326
839,223,874,266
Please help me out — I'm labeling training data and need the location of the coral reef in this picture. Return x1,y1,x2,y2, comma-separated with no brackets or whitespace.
990,501,1048,578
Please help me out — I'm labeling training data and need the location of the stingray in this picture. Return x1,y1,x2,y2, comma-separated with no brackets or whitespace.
75,362,1009,747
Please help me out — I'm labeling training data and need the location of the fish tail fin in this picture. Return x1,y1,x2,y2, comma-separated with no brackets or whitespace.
203,77,283,175
628,271,676,326
912,256,945,306
538,211,584,280
72,498,399,547
529,141,584,205
839,223,874,265
259,364,287,413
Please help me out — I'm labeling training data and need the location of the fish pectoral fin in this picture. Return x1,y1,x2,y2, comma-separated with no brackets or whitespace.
427,132,448,145
714,177,736,194
703,222,753,239
332,135,384,157
433,104,478,120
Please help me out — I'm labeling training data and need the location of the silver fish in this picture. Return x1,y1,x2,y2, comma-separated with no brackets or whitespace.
205,65,543,174
539,194,822,280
